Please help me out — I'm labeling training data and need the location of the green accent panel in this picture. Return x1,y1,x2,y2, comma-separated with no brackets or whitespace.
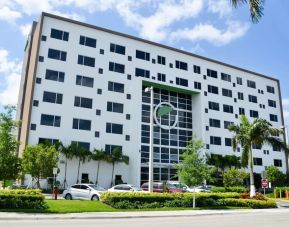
157,106,173,117
143,81,199,95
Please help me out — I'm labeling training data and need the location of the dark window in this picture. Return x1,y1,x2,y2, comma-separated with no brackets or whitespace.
43,91,62,104
95,131,100,137
125,135,130,141
105,144,122,154
157,55,166,65
210,136,221,145
223,104,233,114
99,49,104,55
224,121,233,129
176,77,188,87
109,62,125,74
110,43,125,55
225,138,232,146
194,81,201,90
270,114,278,122
48,48,66,61
273,145,281,152
108,81,124,93
99,68,103,74
194,65,201,74
209,118,220,128
252,144,262,149
136,50,150,61
30,124,36,130
175,60,188,70
209,101,219,111
267,86,275,94
40,114,61,127
50,28,69,41
38,56,44,62
152,59,155,64
268,99,276,108
157,73,166,82
238,92,244,100
95,109,101,115
274,159,282,167
45,69,65,82
128,56,132,61
222,88,232,97
72,141,90,151
38,138,59,145
237,77,242,85
248,95,258,103
208,85,218,94
247,80,256,88
126,94,131,99
73,118,91,131
107,102,123,113
221,73,231,82
135,68,150,78
36,77,41,84
74,96,93,109
253,157,263,166
76,75,94,88
207,69,218,78
41,35,46,41
169,63,173,68
250,110,259,118
239,108,245,115
33,100,39,107
78,55,95,67
97,89,102,94
106,123,123,134
79,35,96,48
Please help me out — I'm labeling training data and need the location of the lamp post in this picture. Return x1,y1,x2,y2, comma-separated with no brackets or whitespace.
145,86,154,192
281,125,289,174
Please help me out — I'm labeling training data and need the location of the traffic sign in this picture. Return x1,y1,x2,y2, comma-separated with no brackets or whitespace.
262,179,268,188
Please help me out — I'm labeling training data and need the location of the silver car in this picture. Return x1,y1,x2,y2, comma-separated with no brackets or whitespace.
63,184,106,200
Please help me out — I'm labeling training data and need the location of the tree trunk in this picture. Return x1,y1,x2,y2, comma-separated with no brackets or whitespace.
3,180,6,188
95,160,100,185
76,158,81,184
36,177,40,189
193,186,196,208
111,162,115,187
249,147,256,197
63,158,68,188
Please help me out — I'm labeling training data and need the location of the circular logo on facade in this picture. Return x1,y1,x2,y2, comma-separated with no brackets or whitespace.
154,102,178,130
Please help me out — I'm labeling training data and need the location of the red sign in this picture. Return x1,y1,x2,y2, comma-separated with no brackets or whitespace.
262,179,268,188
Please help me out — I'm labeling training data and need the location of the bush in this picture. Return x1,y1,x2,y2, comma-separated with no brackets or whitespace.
222,198,277,209
211,186,247,193
274,187,289,198
240,192,267,200
223,168,249,187
0,189,46,209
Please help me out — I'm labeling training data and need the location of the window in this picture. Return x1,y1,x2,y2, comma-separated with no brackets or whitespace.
106,123,123,134
96,109,101,115
99,49,104,55
270,114,278,122
223,104,233,114
110,43,125,55
209,101,219,111
135,68,150,78
273,145,281,152
274,159,282,167
105,144,122,154
221,73,231,82
50,28,69,41
79,36,96,48
236,77,242,85
38,138,59,145
250,110,259,118
126,114,131,120
43,91,62,104
157,73,166,82
95,131,100,137
72,141,90,151
157,55,166,65
30,124,36,130
247,80,256,88
239,108,245,115
45,69,64,82
209,118,220,128
76,75,94,88
78,55,95,67
237,92,244,100
74,96,93,109
41,35,46,41
125,135,130,141
225,138,232,146
175,60,188,70
176,77,188,87
267,86,275,94
38,56,44,62
136,50,150,61
40,114,61,127
108,81,124,93
36,77,41,84
222,88,232,97
253,157,263,166
33,100,39,107
73,118,91,131
194,81,201,90
208,85,218,94
194,65,201,74
210,136,221,145
252,144,262,149
109,62,125,74
48,48,66,61
207,69,218,78
107,102,123,113
248,95,258,103
268,99,276,108
224,121,233,129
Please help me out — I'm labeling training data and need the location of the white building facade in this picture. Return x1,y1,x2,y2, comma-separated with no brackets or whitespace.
17,12,287,188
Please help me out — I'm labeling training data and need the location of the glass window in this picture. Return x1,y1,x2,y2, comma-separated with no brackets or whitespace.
225,138,232,146
208,85,218,94
274,159,282,167
267,86,275,94
108,81,124,93
224,121,233,129
175,60,188,70
222,88,232,97
136,50,150,61
109,62,125,74
106,123,123,134
248,95,258,103
40,114,61,127
236,77,242,85
250,110,259,118
50,28,69,41
253,157,262,166
135,68,150,78
76,75,94,88
209,118,220,128
176,77,188,87
79,35,96,48
207,69,218,78
269,114,278,122
221,73,231,82
268,99,276,108
110,43,125,55
48,48,66,61
107,102,123,113
223,104,233,113
43,91,62,104
247,80,256,88
237,92,244,100
45,69,65,82
194,81,201,90
210,136,221,145
157,55,166,65
74,96,92,109
194,65,201,74
208,101,219,111
78,55,95,67
157,73,166,82
73,118,91,131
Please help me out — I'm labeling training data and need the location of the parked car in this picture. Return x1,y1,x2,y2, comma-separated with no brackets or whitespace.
166,181,212,193
108,184,143,192
63,184,106,200
141,182,183,193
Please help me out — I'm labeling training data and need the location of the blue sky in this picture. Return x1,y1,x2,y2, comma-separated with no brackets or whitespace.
0,0,288,125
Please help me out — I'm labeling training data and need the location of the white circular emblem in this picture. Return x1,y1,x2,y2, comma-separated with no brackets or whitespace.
153,102,178,130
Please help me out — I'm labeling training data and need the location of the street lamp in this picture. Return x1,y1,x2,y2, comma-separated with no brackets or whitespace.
145,86,154,192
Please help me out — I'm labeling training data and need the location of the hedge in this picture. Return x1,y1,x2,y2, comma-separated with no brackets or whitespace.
211,186,247,193
0,189,46,209
222,198,277,209
273,187,289,198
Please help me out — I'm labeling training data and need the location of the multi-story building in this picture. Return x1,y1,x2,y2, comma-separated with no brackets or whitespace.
17,12,286,188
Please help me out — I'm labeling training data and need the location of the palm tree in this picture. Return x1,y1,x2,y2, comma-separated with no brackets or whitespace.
231,0,265,23
106,147,129,186
91,148,106,184
228,115,288,197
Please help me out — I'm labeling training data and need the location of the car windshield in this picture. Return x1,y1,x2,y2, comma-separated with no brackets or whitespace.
132,187,142,191
88,184,106,191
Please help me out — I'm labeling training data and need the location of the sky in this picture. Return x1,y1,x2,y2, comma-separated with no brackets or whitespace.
0,0,288,126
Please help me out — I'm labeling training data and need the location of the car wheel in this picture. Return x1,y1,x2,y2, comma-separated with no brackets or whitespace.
91,195,99,201
65,194,72,200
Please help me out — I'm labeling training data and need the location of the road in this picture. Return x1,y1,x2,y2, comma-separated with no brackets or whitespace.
1,210,289,227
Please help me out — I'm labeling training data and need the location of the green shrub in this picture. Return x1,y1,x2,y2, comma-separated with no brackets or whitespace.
222,198,277,209
0,189,46,209
211,186,247,193
240,192,267,200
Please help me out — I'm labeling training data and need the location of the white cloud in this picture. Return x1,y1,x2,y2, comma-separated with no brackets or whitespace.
283,99,289,107
19,23,32,37
0,6,22,23
208,0,232,17
283,99,289,126
14,0,54,15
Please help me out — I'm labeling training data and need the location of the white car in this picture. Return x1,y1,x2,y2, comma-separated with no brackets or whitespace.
63,184,106,200
167,181,211,192
108,184,143,192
